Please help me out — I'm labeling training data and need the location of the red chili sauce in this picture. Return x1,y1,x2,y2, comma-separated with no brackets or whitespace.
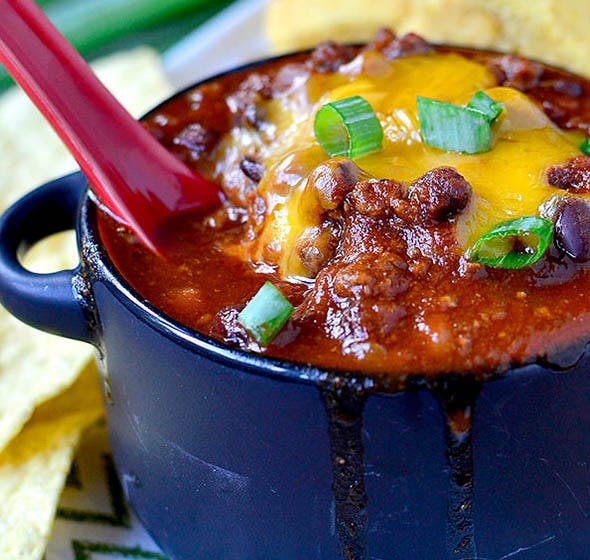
98,31,590,383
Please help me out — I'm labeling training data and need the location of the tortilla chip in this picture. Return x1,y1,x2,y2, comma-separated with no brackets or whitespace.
0,47,173,211
0,360,104,560
0,47,172,454
265,0,590,78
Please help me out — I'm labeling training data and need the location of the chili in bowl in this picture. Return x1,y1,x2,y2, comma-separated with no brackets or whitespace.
1,30,590,559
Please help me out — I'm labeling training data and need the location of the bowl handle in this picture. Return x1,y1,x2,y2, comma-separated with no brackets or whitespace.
0,172,92,342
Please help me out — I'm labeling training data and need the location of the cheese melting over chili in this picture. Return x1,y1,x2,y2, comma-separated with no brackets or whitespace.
219,52,582,281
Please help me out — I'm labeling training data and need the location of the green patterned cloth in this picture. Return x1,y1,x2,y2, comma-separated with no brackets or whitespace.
46,422,167,560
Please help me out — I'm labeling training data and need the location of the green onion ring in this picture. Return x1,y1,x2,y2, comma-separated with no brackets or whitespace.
314,95,383,160
469,216,553,269
237,281,294,345
581,137,590,156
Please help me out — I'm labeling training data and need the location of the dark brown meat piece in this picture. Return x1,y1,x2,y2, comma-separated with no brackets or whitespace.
293,158,369,277
240,156,265,183
363,28,396,53
332,254,410,300
409,167,472,222
488,54,543,91
308,41,355,73
376,33,433,60
553,197,590,261
210,305,262,352
296,221,342,278
308,158,369,209
225,73,273,128
272,63,310,94
546,156,590,193
294,164,465,351
347,179,407,219
172,123,219,159
348,168,471,224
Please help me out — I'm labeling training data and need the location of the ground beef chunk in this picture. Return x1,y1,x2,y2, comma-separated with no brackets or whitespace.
363,28,397,53
172,123,219,160
347,168,471,224
225,73,273,127
519,73,590,133
240,156,265,183
546,155,590,193
347,179,407,219
272,63,310,94
409,167,472,222
378,32,433,61
296,220,342,278
210,305,262,352
293,164,466,353
293,159,370,277
332,254,410,300
553,197,590,261
488,54,543,91
308,158,368,209
308,41,355,73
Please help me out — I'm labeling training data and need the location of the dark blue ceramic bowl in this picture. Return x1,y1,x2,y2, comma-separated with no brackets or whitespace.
1,174,590,560
1,89,590,559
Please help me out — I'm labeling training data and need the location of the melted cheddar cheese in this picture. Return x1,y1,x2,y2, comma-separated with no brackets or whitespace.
223,52,582,280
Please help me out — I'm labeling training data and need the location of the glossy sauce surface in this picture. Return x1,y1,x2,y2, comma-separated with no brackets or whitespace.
99,37,590,382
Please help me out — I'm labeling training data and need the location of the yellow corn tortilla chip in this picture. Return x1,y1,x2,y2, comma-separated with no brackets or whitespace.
0,47,172,454
265,0,590,78
0,360,104,560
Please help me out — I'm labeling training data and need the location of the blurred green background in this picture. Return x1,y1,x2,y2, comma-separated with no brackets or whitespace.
0,0,236,93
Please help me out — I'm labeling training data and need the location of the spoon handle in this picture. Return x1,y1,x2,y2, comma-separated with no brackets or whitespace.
0,0,221,251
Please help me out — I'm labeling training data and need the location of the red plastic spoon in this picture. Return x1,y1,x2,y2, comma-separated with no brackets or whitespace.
0,0,222,253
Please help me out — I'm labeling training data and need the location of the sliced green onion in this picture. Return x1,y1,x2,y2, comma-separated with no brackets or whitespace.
314,95,383,160
237,282,294,345
469,216,553,269
581,138,590,156
417,96,491,154
467,91,504,123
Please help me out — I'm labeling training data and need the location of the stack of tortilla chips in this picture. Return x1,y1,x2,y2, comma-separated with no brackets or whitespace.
0,48,172,559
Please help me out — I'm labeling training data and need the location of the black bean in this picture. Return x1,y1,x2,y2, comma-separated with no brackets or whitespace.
547,156,590,193
240,156,265,183
554,197,590,261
